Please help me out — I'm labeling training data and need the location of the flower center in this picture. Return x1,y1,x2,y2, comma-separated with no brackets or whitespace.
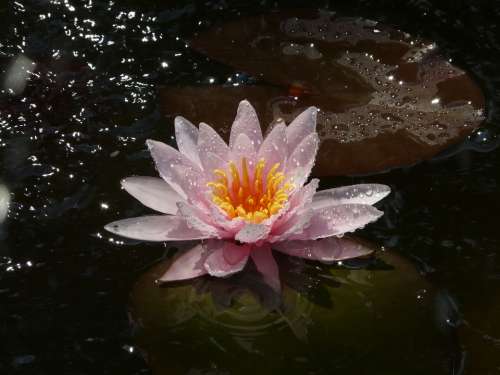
207,158,293,223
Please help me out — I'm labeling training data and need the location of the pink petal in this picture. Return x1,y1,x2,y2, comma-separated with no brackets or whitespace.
121,176,183,214
250,245,281,291
286,107,317,155
146,139,201,199
230,132,256,160
208,203,246,235
286,132,319,188
202,152,227,179
272,178,319,230
158,244,208,282
268,208,313,242
203,240,251,277
229,100,263,150
171,164,208,207
273,237,373,263
299,204,384,240
176,201,220,237
104,215,213,241
257,122,287,173
175,116,202,168
312,184,391,210
198,122,230,171
235,223,271,243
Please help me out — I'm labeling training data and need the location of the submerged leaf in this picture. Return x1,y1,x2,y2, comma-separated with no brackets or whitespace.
129,243,453,374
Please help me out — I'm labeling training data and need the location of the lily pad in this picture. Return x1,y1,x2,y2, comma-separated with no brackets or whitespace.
160,10,485,176
129,243,456,374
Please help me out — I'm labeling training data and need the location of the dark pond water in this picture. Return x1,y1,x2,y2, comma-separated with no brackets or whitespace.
1,0,500,374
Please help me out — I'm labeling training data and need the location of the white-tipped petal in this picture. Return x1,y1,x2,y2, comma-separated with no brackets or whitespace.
312,184,391,209
257,122,287,173
121,176,182,214
175,116,202,167
299,204,384,240
104,215,213,241
146,139,201,199
286,132,319,188
235,223,271,243
286,106,317,154
229,100,263,149
198,122,230,171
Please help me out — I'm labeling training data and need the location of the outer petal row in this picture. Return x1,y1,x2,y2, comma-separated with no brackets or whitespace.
175,116,202,168
104,215,213,241
312,183,391,209
296,204,384,240
121,176,183,215
157,237,374,288
273,237,373,263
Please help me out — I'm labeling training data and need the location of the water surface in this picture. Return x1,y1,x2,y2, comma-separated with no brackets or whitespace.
1,1,500,374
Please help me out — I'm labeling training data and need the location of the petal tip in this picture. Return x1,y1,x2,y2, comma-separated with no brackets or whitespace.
145,139,156,150
103,221,119,234
378,184,391,198
120,177,130,188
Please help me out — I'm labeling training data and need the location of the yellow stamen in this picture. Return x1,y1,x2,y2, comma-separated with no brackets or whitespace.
241,157,250,193
207,157,293,223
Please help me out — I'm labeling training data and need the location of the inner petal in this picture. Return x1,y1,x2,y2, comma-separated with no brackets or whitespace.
207,157,293,223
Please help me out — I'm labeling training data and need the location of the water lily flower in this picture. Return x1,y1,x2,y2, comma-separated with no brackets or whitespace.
105,100,390,290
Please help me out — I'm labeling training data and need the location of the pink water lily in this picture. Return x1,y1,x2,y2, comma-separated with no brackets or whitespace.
105,100,390,290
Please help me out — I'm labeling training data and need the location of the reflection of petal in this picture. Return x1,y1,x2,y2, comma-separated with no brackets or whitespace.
195,270,280,311
121,176,183,214
273,237,373,263
158,243,208,282
312,183,391,208
105,215,212,241
203,240,251,277
251,245,281,291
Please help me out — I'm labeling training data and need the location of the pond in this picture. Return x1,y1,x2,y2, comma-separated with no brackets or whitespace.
1,0,499,374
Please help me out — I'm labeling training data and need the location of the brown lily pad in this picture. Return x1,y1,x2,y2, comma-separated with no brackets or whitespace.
160,10,485,176
128,242,457,374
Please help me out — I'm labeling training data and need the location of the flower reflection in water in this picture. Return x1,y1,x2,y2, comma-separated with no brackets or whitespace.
128,237,457,375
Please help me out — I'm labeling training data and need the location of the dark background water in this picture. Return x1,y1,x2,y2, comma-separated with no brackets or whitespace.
1,0,500,374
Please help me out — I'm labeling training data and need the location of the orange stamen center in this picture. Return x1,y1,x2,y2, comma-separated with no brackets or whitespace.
207,158,294,223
